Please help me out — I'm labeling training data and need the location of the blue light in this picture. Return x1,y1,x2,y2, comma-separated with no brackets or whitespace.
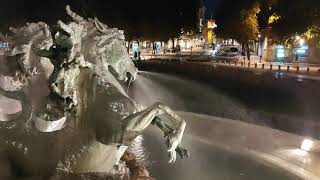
300,45,308,50
297,49,306,54
0,42,9,49
132,41,139,53
295,45,308,55
277,52,285,58
275,45,285,59
275,45,286,62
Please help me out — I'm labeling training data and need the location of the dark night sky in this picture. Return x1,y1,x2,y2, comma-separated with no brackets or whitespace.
0,0,201,34
204,0,220,18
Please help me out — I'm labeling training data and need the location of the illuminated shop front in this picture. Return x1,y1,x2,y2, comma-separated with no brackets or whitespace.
294,45,308,62
275,45,286,63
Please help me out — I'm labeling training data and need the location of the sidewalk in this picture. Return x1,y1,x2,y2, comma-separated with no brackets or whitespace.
240,55,320,67
211,57,320,75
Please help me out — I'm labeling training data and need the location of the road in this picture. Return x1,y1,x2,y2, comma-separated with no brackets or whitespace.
129,70,320,180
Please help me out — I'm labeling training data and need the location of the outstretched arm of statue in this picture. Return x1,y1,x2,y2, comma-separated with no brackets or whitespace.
122,102,187,163
152,116,189,160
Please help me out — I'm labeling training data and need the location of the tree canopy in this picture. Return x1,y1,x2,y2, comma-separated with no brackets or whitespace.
215,0,319,44
215,0,260,43
259,0,320,41
214,0,260,60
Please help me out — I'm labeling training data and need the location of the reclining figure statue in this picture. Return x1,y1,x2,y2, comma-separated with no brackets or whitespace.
0,5,188,179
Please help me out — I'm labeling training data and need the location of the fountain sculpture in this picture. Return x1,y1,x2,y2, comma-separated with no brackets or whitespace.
0,5,187,179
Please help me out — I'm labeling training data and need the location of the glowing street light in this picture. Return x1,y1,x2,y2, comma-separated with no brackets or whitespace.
299,39,305,46
300,139,314,152
296,35,300,40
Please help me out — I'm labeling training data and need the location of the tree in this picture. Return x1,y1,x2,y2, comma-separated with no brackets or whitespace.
239,3,261,60
257,0,320,62
215,0,260,60
258,0,320,42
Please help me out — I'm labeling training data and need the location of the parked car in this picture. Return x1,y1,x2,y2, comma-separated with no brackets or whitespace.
213,46,241,62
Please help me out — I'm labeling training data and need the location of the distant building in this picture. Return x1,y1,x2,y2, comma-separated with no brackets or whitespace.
198,6,206,33
202,19,217,46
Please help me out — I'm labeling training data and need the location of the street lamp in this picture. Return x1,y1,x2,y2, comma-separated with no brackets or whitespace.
299,39,305,46
300,139,314,152
258,34,262,63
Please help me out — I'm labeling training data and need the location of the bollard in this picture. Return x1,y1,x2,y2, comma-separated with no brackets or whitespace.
235,61,237,66
248,63,250,68
224,60,226,64
307,67,310,73
270,64,273,70
318,69,320,73
278,65,281,71
287,66,290,72
297,67,299,72
241,62,244,67
262,64,265,69
255,63,257,68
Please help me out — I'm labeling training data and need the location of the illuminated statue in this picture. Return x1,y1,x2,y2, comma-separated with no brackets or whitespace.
0,5,187,179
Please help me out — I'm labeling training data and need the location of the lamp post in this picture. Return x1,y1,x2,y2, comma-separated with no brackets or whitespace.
258,34,262,63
